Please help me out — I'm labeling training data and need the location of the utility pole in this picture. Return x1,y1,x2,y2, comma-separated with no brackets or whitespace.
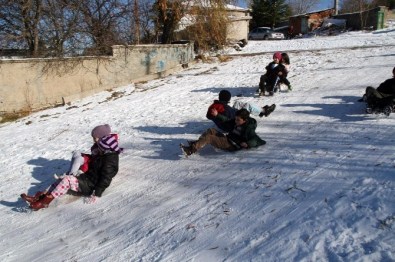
334,0,339,14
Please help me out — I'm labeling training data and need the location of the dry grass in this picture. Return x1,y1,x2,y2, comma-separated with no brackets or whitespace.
0,111,31,124
216,55,232,63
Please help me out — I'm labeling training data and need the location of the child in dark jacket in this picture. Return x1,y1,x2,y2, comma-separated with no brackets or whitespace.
21,124,122,211
55,124,112,179
182,109,266,156
207,90,276,131
206,90,236,131
361,67,395,112
259,52,284,96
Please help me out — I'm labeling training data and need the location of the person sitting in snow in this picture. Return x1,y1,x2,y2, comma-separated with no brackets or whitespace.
258,52,289,96
258,52,281,96
360,66,395,113
21,124,123,211
53,125,113,180
207,90,276,131
277,52,292,91
182,108,266,156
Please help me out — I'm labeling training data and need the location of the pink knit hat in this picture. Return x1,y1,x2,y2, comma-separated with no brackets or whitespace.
273,52,282,60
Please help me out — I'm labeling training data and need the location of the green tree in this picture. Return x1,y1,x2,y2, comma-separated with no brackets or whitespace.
250,0,291,28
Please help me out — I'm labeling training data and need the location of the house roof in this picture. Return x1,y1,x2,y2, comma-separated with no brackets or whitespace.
182,1,249,12
177,2,250,31
290,8,335,18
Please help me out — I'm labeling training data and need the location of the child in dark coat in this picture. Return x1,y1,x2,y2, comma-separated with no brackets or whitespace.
21,124,122,210
207,90,276,131
182,109,266,156
361,67,395,112
259,52,285,96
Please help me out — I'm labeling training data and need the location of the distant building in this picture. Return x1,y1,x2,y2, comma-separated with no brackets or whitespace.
176,3,252,44
332,6,389,30
289,9,336,35
225,5,252,43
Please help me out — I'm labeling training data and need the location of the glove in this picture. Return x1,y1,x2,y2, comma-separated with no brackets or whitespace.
84,193,98,204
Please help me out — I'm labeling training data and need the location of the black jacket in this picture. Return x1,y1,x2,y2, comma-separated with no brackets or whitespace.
265,62,285,87
77,152,119,197
206,100,236,131
218,115,266,149
377,78,395,95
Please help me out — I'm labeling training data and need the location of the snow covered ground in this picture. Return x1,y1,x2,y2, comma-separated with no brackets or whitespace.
0,30,394,262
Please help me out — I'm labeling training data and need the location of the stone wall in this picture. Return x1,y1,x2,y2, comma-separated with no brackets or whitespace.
0,43,194,115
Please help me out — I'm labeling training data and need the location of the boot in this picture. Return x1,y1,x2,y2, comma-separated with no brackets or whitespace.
30,194,54,211
187,140,197,147
20,191,45,204
180,144,197,156
259,106,267,118
260,104,276,117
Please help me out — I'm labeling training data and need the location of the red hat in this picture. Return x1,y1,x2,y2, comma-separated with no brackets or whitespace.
273,52,282,60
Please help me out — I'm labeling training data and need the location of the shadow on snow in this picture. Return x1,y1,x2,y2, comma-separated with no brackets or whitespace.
0,157,69,212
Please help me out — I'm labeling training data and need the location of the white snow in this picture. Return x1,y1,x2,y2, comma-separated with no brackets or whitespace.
230,29,395,55
0,30,394,262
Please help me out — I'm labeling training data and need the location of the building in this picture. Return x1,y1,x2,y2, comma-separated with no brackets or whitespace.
289,9,336,35
332,6,389,30
225,5,252,44
176,3,251,45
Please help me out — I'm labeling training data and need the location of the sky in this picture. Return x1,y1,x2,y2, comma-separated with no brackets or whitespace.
0,27,394,261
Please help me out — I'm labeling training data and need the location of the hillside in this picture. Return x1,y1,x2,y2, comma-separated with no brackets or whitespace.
0,29,394,261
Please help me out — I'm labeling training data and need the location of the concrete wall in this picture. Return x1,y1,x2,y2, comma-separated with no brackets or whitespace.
227,18,251,42
0,43,194,115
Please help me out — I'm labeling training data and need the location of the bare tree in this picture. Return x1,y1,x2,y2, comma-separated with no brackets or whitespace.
286,0,320,15
0,0,43,57
340,0,371,13
180,0,230,52
138,1,157,43
40,0,82,56
78,0,129,55
153,0,186,44
133,0,141,44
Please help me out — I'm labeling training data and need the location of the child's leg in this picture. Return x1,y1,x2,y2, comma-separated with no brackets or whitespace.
244,102,262,116
259,75,267,93
280,76,291,87
233,100,262,116
68,151,85,175
232,100,245,110
50,176,80,198
194,128,236,151
266,76,278,93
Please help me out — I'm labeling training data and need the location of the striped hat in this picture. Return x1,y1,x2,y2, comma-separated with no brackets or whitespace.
98,134,122,153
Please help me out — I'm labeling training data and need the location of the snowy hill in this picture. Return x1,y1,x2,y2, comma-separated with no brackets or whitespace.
0,29,394,262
